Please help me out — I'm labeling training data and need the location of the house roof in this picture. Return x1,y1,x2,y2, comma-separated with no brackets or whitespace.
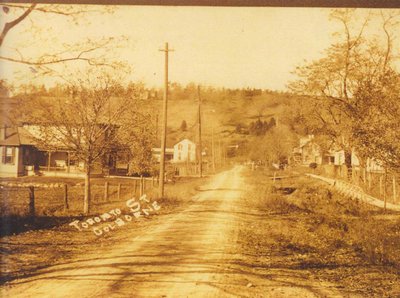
174,138,195,146
0,125,78,150
21,125,81,150
0,126,37,146
152,148,174,154
18,127,37,145
0,127,20,146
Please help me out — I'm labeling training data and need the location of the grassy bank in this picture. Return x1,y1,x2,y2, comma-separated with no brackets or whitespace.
238,169,400,297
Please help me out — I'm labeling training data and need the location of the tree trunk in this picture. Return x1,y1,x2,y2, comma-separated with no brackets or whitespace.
84,166,91,214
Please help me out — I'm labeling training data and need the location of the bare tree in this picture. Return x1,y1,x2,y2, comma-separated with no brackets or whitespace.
248,126,296,166
25,69,141,214
289,9,400,169
0,3,124,76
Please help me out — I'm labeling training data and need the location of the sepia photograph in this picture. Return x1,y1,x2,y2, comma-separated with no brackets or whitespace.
1,1,400,297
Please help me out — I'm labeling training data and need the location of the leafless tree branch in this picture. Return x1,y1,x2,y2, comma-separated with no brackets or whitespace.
0,3,36,47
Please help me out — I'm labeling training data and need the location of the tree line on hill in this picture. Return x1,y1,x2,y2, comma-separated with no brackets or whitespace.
8,81,285,103
235,117,277,136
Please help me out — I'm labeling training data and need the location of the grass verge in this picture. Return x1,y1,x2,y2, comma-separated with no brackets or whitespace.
238,168,400,297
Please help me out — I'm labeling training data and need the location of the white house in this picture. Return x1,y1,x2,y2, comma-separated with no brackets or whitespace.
173,139,196,163
333,150,346,166
351,149,360,167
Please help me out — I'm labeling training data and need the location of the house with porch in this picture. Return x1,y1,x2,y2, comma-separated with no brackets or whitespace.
0,124,124,178
0,125,86,177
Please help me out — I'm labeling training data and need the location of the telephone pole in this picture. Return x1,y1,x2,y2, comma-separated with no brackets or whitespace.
197,86,203,177
158,42,173,198
212,125,215,173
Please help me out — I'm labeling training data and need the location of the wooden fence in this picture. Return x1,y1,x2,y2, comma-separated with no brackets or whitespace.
312,165,400,210
0,177,160,219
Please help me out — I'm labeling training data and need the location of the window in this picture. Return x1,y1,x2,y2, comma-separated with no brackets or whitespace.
178,144,183,150
188,144,191,151
2,146,15,164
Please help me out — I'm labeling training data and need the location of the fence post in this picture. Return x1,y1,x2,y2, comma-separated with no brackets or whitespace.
104,181,109,202
64,184,69,210
134,180,138,196
393,176,397,204
368,171,372,190
379,175,383,197
28,186,35,220
139,176,143,197
118,183,121,201
362,168,366,184
383,171,387,212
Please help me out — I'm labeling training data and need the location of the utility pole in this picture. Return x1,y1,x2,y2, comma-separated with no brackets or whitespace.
218,138,222,169
158,42,173,198
197,86,203,177
212,125,215,173
155,113,159,140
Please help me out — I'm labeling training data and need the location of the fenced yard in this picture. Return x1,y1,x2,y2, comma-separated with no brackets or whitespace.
0,176,159,236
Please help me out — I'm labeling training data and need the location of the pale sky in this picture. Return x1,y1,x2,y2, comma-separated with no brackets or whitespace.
1,5,395,91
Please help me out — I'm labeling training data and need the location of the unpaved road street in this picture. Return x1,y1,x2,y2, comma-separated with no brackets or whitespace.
2,167,351,297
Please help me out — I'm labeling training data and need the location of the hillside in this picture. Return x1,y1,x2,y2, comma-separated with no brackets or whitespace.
1,89,296,152
149,91,295,151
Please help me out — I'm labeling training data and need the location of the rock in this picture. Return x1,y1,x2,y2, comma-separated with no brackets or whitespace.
246,282,253,288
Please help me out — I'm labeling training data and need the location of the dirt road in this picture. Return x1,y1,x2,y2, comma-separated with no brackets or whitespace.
1,166,343,298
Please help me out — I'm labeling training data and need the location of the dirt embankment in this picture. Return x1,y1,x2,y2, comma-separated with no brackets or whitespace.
236,169,400,297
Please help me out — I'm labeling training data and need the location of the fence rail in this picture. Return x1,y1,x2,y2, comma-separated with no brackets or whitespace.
306,173,400,212
0,177,160,218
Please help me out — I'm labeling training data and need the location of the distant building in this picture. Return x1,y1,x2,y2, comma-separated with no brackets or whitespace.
151,147,174,163
173,139,196,163
351,149,360,167
292,135,322,165
152,138,175,163
333,150,346,166
366,157,385,173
